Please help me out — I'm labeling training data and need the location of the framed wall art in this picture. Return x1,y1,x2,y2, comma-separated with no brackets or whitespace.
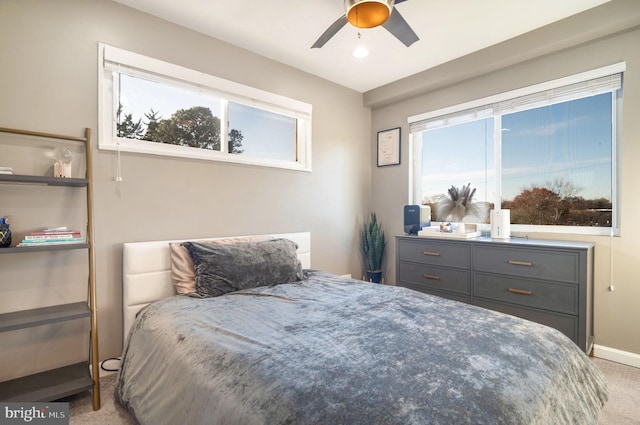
377,127,401,167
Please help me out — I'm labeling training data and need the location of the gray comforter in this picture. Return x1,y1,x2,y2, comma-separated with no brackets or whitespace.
116,270,608,425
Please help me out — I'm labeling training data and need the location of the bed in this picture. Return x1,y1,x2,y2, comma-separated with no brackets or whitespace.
116,232,608,425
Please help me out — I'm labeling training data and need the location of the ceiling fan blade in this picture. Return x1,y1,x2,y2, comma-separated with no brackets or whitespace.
382,8,419,47
311,15,349,49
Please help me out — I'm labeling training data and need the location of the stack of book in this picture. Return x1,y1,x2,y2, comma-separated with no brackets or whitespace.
0,166,13,175
17,227,84,247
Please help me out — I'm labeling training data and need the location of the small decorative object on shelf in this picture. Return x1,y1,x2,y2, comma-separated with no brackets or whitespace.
490,209,511,239
0,216,11,248
52,146,73,178
418,223,480,239
360,212,386,284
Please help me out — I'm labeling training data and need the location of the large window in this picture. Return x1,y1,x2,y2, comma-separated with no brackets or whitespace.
99,44,312,171
409,64,623,235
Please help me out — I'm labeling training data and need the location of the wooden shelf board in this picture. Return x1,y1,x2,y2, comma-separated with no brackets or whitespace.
0,174,88,187
0,244,89,254
0,362,93,402
0,302,90,333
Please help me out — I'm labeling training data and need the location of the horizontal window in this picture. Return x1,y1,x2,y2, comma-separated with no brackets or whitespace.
98,43,312,171
409,64,624,235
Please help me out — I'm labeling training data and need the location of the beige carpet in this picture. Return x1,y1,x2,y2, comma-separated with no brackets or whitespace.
68,358,640,424
67,373,137,425
592,357,640,425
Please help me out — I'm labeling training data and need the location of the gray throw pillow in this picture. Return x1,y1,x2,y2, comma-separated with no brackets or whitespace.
182,238,304,298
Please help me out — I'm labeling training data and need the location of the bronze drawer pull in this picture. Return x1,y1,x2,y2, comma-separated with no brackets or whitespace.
423,251,440,257
508,288,533,296
423,274,441,281
508,260,533,267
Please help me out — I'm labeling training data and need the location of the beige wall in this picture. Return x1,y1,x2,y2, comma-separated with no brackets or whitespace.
0,0,371,377
369,0,640,356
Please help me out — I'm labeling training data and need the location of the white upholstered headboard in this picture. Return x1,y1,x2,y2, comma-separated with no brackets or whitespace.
122,232,311,341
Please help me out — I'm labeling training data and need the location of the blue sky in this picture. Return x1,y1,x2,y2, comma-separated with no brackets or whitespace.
421,92,612,203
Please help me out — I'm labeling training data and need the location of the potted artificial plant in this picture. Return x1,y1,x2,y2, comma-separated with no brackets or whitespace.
361,212,386,284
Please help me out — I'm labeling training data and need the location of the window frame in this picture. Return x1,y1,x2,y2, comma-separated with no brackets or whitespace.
408,63,625,236
98,43,312,172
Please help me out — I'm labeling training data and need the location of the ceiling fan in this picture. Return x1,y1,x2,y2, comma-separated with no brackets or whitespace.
312,0,418,49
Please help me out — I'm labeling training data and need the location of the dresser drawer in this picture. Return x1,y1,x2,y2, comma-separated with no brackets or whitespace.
399,283,471,304
475,299,578,343
398,262,470,295
474,245,579,283
398,239,470,269
475,273,578,315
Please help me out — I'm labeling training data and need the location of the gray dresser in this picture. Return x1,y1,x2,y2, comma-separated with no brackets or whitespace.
395,235,594,353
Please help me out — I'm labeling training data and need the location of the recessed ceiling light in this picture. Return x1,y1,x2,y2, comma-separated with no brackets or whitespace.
352,46,370,58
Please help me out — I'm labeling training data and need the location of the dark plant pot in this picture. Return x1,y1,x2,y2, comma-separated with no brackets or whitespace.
366,270,383,284
0,225,11,248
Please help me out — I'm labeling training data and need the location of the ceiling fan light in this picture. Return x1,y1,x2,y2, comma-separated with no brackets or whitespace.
352,46,370,58
344,0,393,29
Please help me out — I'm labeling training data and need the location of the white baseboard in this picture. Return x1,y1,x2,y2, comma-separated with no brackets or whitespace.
594,344,640,369
341,274,352,278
